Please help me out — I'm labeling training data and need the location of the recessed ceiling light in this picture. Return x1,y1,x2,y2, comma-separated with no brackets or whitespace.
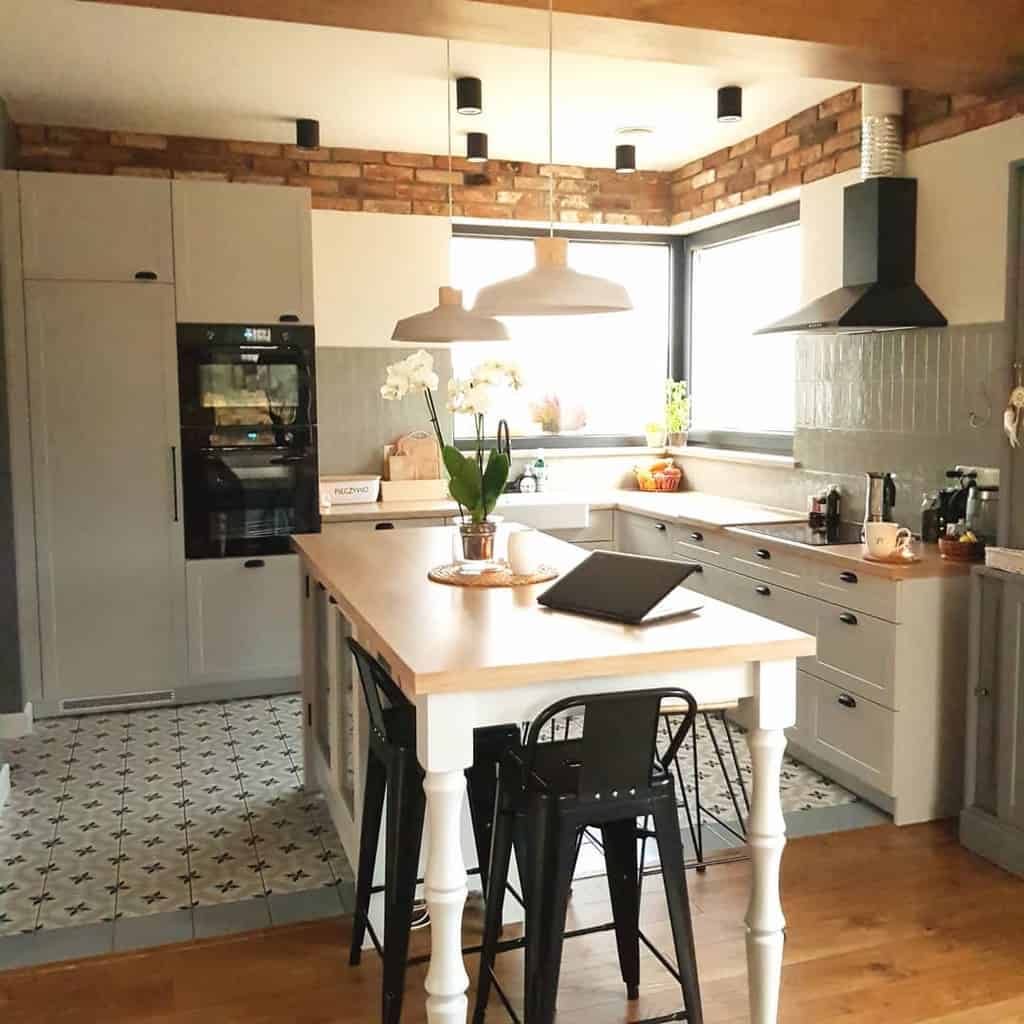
615,144,636,174
717,86,743,123
456,77,483,115
615,126,654,138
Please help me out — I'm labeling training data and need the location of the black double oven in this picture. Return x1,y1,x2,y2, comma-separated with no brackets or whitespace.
177,324,320,559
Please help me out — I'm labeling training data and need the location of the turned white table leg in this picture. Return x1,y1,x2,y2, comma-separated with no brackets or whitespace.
423,769,470,1024
417,693,475,1024
744,659,796,1024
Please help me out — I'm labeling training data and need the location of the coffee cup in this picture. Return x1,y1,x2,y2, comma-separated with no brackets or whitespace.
508,528,541,576
864,521,912,559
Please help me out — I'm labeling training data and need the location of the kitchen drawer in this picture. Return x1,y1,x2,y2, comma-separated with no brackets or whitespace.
811,604,897,708
676,559,815,634
815,564,901,623
672,525,730,568
720,534,811,588
548,509,614,544
323,517,448,533
615,510,673,558
797,671,894,794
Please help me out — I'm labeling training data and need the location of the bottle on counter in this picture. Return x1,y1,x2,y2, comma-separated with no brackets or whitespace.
517,464,537,494
920,491,941,543
533,453,547,492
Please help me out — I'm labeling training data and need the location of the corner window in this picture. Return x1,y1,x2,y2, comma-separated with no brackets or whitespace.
683,205,800,452
449,230,674,447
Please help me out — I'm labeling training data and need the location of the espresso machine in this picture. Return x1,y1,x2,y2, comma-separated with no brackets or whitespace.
864,472,897,524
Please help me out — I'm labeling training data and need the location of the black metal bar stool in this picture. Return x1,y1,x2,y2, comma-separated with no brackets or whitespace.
346,637,520,1024
474,688,704,1024
658,699,749,871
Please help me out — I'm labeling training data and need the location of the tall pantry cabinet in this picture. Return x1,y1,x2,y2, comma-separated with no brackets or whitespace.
19,173,186,707
9,171,315,712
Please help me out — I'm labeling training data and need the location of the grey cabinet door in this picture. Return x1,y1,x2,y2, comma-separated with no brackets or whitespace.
25,281,185,702
615,511,672,557
997,576,1024,830
967,573,1004,814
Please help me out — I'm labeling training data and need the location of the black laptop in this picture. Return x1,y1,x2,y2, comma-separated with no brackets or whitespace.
537,550,703,625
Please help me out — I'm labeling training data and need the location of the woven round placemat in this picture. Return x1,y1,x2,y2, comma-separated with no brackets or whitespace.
428,562,560,588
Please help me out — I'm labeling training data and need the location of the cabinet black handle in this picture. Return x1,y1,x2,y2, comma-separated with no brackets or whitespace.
243,559,265,569
837,693,857,709
279,314,300,323
839,571,859,584
375,522,396,531
134,270,157,280
839,611,858,625
690,531,703,542
317,581,326,591
169,446,178,522
654,522,667,532
754,548,771,560
755,585,771,596
328,595,338,605
692,564,703,574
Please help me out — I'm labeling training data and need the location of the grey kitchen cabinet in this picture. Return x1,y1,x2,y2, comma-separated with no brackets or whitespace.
961,567,1024,876
172,180,314,324
672,528,970,825
25,280,186,706
614,510,673,558
19,172,174,283
185,555,301,684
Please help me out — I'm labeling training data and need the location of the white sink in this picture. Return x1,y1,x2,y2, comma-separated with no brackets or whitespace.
494,494,591,531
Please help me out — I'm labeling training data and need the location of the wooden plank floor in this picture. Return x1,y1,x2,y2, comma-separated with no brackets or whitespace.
2,822,1023,1024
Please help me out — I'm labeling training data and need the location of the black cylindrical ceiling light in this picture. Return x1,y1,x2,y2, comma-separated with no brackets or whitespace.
615,143,636,174
466,131,488,163
296,118,320,149
456,76,483,115
717,85,743,123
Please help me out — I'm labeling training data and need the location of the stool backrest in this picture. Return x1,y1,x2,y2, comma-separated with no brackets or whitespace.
347,637,415,752
523,688,697,798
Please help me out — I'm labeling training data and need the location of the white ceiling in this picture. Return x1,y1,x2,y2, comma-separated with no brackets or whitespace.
0,1,854,171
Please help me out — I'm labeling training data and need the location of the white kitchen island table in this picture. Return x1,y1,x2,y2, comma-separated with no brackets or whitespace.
293,526,816,1024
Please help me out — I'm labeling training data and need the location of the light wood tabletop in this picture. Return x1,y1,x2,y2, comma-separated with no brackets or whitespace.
293,525,816,697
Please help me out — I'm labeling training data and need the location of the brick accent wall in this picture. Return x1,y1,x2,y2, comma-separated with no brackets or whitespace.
669,88,863,226
12,81,1023,229
12,124,671,227
904,87,1024,149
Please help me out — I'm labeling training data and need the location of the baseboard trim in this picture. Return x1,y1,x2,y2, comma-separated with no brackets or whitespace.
960,806,1024,878
32,679,298,719
0,701,34,739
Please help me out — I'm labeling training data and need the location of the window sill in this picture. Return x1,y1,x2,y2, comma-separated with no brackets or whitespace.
507,445,666,460
667,445,799,469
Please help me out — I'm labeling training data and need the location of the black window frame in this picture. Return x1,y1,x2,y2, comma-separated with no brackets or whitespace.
677,202,800,456
451,223,684,450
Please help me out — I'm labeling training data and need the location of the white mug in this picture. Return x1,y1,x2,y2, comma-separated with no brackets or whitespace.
864,521,912,559
508,528,540,576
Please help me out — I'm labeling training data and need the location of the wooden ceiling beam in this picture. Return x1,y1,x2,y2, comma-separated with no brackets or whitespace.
80,0,1024,94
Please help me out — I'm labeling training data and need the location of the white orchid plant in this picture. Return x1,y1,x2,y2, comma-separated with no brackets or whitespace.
381,351,522,523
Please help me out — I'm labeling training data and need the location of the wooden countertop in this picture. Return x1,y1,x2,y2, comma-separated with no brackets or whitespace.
725,526,974,581
293,526,815,697
321,488,803,528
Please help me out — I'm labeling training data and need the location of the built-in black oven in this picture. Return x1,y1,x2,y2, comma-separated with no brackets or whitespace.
177,324,320,558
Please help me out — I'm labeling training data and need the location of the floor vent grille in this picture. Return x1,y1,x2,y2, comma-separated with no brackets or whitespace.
60,690,176,714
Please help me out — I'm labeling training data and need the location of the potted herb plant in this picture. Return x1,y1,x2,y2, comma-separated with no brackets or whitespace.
381,350,522,564
665,379,690,447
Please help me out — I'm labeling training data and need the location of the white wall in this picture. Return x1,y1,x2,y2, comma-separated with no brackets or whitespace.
799,116,1024,324
312,210,450,347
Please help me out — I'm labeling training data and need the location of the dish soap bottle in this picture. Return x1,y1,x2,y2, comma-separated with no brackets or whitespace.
533,453,547,492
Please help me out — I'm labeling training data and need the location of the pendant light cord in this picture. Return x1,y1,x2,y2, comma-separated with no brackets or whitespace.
447,38,453,223
547,0,554,236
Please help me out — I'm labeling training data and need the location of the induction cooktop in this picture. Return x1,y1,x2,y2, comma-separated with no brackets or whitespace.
738,521,864,547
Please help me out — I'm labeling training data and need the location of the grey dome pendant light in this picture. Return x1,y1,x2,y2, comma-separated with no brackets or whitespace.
391,42,509,345
471,0,631,317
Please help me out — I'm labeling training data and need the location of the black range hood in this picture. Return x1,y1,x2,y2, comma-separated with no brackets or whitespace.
756,176,947,335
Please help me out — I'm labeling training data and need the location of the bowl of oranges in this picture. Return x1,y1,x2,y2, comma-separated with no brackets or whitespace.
635,460,682,492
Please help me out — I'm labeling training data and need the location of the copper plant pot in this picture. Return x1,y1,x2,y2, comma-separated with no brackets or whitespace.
459,519,497,562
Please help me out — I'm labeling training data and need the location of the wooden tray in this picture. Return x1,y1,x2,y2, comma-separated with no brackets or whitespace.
428,562,559,588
